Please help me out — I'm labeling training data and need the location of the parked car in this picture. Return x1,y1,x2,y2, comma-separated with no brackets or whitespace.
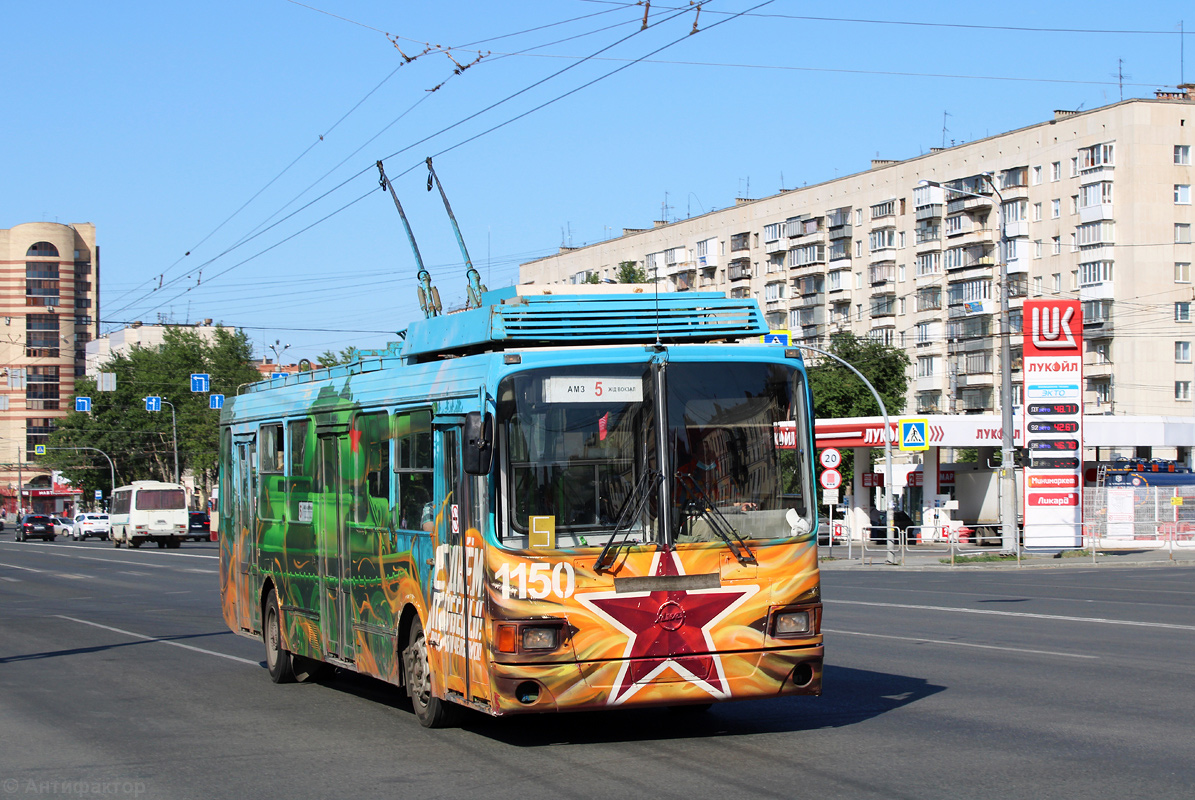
187,511,210,542
51,517,74,538
17,514,56,542
72,512,111,541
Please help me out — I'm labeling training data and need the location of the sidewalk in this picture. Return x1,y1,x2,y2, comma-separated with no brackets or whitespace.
817,544,1195,570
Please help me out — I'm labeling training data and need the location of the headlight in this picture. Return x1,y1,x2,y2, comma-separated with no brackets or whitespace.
773,610,812,638
521,627,559,651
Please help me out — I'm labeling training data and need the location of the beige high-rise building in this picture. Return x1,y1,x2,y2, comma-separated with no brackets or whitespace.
0,222,100,517
521,92,1195,457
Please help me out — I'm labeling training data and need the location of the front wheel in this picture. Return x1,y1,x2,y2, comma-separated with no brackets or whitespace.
264,589,295,684
403,618,459,728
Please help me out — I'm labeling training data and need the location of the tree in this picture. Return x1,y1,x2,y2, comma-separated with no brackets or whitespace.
617,261,648,284
583,272,601,284
44,327,260,507
806,332,911,487
317,346,359,367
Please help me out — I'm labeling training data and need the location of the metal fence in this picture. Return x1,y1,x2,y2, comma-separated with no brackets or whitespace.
1084,484,1195,550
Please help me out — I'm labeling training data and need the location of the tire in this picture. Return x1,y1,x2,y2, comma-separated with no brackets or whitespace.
403,618,459,728
112,535,121,547
264,589,295,684
129,539,141,549
17,531,24,542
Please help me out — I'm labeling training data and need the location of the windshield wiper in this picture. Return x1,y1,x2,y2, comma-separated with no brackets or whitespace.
595,469,661,573
675,471,757,566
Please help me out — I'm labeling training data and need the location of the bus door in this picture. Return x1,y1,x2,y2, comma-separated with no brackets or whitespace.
430,420,490,704
316,423,353,661
232,434,257,633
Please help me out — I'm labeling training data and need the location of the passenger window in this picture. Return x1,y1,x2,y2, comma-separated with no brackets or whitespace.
394,409,433,531
354,412,391,524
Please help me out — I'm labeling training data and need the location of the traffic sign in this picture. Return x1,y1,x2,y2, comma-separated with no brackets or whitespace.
819,448,842,469
210,394,225,410
819,468,842,490
94,489,102,500
822,488,840,506
75,396,92,413
34,444,46,456
190,373,211,393
145,396,162,412
762,330,791,346
899,418,929,451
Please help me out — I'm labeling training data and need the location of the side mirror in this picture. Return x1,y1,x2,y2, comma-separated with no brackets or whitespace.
463,411,494,475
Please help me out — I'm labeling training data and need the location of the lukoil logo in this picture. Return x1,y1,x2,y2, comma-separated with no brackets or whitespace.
1031,305,1077,350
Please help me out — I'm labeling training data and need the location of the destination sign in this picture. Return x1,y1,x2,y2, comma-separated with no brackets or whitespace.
543,377,643,403
1028,439,1079,451
1027,420,1079,434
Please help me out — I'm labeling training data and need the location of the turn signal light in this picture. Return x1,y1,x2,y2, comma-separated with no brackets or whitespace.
496,624,517,653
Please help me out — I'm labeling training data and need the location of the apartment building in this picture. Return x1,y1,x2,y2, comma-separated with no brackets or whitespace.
0,221,100,515
521,92,1195,435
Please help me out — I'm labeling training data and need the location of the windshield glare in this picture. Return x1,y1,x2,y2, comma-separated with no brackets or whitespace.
499,364,656,548
498,359,812,550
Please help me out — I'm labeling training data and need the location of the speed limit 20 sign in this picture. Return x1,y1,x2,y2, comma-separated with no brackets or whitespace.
819,448,842,469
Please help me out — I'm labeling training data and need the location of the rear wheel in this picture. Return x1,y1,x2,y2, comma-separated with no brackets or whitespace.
404,618,459,728
264,589,295,684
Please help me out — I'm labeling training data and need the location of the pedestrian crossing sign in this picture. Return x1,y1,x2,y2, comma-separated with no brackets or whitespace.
899,418,929,451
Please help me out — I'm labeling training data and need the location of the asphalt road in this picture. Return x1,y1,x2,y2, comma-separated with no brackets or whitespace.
2,537,1193,800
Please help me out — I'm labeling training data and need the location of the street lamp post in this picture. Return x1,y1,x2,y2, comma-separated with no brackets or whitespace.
789,342,897,563
921,176,1018,552
45,446,116,505
160,399,179,484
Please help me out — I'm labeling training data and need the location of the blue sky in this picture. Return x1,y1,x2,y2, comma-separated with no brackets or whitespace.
4,1,1192,361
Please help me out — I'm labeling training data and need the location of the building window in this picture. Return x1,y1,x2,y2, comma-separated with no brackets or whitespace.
1177,224,1192,244
1034,240,1043,259
868,228,896,251
25,242,59,257
1176,184,1191,205
1070,195,1079,214
1032,165,1043,185
1177,381,1192,401
1092,341,1111,364
1177,145,1192,165
917,355,938,378
870,200,896,219
1178,302,1192,322
1177,341,1191,363
1080,261,1114,285
1091,379,1111,405
1033,276,1043,295
1079,143,1114,170
915,321,933,343
1051,161,1061,181
1051,199,1060,218
1079,182,1113,208
1052,273,1062,293
916,287,942,311
1051,236,1061,255
1178,262,1192,283
1033,202,1042,221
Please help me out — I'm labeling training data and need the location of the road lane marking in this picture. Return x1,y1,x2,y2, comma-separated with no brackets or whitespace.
824,628,1099,659
0,562,44,573
0,541,218,560
1,576,20,582
0,546,217,572
828,599,1195,631
56,615,259,667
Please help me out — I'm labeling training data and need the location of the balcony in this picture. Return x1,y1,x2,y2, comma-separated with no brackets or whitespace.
827,223,853,240
765,237,788,255
728,260,751,281
1079,203,1115,224
869,263,896,284
916,204,943,221
1003,221,1029,239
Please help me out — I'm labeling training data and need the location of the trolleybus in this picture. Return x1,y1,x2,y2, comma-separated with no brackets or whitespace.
218,286,822,726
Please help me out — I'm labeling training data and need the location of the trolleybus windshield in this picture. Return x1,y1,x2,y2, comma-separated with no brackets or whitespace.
497,359,812,549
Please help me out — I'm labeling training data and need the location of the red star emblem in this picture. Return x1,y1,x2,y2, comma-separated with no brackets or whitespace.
576,549,758,705
348,427,362,453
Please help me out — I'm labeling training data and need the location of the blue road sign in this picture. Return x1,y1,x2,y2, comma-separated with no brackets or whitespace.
899,418,930,452
94,489,102,500
762,331,790,346
210,394,224,410
75,396,92,413
191,373,211,393
145,396,162,412
34,444,46,456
